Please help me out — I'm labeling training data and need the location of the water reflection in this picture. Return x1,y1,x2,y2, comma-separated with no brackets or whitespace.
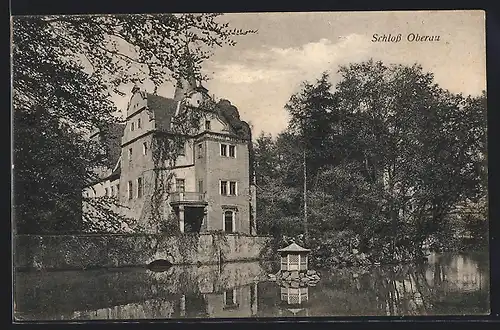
14,252,489,320
278,286,309,317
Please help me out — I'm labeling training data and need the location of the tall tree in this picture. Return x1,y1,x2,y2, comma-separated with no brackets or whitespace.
285,72,339,181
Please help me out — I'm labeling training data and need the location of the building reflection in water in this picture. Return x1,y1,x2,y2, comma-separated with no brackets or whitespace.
15,260,266,320
67,282,261,320
202,282,259,318
14,253,489,320
367,252,489,316
425,252,486,293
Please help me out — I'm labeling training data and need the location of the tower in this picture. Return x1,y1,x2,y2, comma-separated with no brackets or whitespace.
174,45,197,102
173,75,197,102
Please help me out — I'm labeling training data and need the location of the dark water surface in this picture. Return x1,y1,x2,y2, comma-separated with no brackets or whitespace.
14,252,489,320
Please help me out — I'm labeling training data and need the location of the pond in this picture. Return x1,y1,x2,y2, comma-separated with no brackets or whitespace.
13,252,489,320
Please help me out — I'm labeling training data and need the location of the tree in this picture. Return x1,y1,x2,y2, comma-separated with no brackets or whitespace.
263,59,487,263
253,132,301,236
285,72,339,181
12,14,254,233
331,60,487,259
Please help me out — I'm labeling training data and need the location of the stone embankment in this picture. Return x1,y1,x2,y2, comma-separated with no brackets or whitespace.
267,269,321,287
15,233,272,271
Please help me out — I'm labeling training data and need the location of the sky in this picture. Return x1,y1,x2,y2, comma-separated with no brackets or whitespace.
112,10,486,139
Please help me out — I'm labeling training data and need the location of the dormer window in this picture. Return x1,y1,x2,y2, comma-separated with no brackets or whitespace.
205,120,211,130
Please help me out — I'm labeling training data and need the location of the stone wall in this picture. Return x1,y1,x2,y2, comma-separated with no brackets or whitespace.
14,233,272,271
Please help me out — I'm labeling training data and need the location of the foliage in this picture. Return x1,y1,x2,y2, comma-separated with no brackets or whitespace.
12,14,254,233
157,213,181,234
255,60,487,265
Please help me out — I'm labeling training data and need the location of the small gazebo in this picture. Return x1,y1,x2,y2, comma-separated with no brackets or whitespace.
278,243,311,272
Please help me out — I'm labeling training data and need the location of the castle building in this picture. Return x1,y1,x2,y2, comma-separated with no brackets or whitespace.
83,78,257,235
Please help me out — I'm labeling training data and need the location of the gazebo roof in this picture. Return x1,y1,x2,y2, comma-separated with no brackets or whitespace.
277,243,311,253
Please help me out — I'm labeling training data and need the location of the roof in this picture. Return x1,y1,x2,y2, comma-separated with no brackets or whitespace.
277,243,311,253
103,123,125,167
144,93,252,141
107,163,121,181
89,122,124,169
146,93,178,131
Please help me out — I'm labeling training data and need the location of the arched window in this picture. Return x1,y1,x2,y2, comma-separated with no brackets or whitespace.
224,210,234,233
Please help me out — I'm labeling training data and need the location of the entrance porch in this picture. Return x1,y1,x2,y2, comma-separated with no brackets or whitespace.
170,192,208,233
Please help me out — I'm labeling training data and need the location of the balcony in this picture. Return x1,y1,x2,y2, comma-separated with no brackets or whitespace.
170,191,208,206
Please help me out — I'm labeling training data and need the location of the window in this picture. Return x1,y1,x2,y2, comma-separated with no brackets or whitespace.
224,289,237,308
229,145,236,158
300,254,308,269
105,187,110,197
281,256,288,270
220,144,227,157
131,122,135,131
198,143,203,158
128,148,133,161
221,144,236,158
127,181,133,200
205,120,211,130
142,142,148,155
198,180,204,193
229,181,237,196
116,184,120,196
224,210,234,233
176,179,185,192
220,181,228,195
137,177,143,198
220,180,237,196
137,118,141,128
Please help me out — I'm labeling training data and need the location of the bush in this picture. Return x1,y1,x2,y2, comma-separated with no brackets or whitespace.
158,213,181,235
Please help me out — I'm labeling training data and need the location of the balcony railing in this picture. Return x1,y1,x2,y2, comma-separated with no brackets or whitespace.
170,191,206,203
